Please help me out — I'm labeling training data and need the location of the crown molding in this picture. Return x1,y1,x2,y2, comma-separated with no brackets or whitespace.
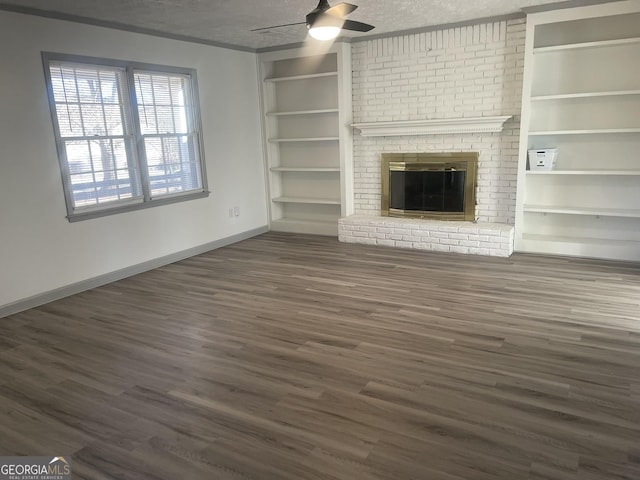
0,3,256,52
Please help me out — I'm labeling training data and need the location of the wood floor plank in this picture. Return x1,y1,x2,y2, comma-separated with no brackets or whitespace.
1,231,639,479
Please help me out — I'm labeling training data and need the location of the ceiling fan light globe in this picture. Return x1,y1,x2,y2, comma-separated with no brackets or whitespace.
308,25,341,40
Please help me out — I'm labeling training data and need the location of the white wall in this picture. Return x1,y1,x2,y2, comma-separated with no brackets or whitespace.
351,19,526,224
0,11,267,308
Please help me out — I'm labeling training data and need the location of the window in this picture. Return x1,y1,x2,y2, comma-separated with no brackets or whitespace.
43,53,208,221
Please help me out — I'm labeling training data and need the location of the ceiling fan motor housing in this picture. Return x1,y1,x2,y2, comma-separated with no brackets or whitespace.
306,0,340,28
250,0,372,34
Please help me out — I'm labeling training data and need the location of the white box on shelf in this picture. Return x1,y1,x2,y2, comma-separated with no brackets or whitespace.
528,149,558,171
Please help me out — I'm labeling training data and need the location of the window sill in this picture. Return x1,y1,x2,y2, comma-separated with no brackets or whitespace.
67,190,210,222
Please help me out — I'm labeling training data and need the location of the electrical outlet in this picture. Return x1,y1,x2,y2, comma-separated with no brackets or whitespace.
233,206,240,217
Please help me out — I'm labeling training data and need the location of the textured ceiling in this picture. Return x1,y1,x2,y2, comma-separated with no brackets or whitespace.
1,0,570,50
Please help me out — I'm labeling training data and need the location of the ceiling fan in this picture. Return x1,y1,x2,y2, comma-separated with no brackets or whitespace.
251,0,375,41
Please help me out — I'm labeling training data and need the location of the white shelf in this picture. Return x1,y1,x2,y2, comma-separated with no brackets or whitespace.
264,71,338,83
270,218,338,236
534,36,640,53
527,170,640,176
531,90,640,101
523,233,639,246
266,108,339,116
524,205,640,218
270,167,340,172
520,234,640,261
268,137,339,143
272,196,341,205
528,128,640,136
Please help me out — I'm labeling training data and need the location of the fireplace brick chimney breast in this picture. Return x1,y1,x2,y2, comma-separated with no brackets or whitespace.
350,18,525,225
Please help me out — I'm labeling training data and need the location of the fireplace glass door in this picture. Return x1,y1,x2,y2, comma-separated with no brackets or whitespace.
390,169,466,213
381,153,477,221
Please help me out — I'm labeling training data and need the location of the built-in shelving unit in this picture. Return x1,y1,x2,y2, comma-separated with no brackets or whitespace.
515,0,640,261
258,44,353,236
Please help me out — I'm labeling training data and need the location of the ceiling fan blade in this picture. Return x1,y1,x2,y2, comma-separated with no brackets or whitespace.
325,2,358,17
251,21,306,32
342,19,375,32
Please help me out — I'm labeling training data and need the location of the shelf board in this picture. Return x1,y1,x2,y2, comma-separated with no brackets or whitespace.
266,108,339,116
527,170,640,176
523,233,640,245
521,234,640,249
534,37,640,53
264,71,338,83
524,205,640,218
272,196,341,205
268,137,339,143
528,128,640,136
531,90,640,101
521,233,640,248
270,218,338,236
519,234,640,261
270,167,340,172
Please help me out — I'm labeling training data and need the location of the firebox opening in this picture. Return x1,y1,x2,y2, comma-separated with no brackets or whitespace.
381,153,478,221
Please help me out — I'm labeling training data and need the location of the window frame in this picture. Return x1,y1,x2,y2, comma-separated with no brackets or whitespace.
42,52,209,222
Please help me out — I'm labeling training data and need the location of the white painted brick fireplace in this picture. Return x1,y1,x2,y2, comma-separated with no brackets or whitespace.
339,18,526,257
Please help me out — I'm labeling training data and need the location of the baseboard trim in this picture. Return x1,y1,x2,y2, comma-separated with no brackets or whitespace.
0,225,269,318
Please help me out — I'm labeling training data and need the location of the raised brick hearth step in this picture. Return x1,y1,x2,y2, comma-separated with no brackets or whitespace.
339,215,514,257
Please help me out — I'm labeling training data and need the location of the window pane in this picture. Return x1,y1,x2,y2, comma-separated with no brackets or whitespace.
64,138,140,208
144,135,202,197
104,105,124,136
134,73,155,105
50,66,79,103
135,72,190,135
98,71,120,104
155,106,175,133
81,104,106,136
66,141,92,174
170,78,185,106
70,172,99,207
173,106,187,133
151,76,171,105
137,106,157,135
49,63,127,139
55,104,83,137
75,68,102,103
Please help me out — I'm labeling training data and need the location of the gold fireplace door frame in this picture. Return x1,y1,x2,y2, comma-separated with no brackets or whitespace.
381,153,478,221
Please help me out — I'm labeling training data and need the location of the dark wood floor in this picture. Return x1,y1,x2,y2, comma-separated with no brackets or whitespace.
1,232,640,479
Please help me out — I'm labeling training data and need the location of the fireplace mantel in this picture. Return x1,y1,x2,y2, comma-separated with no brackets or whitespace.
352,116,512,137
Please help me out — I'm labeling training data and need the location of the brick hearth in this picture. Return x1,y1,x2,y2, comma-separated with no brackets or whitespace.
339,216,514,257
